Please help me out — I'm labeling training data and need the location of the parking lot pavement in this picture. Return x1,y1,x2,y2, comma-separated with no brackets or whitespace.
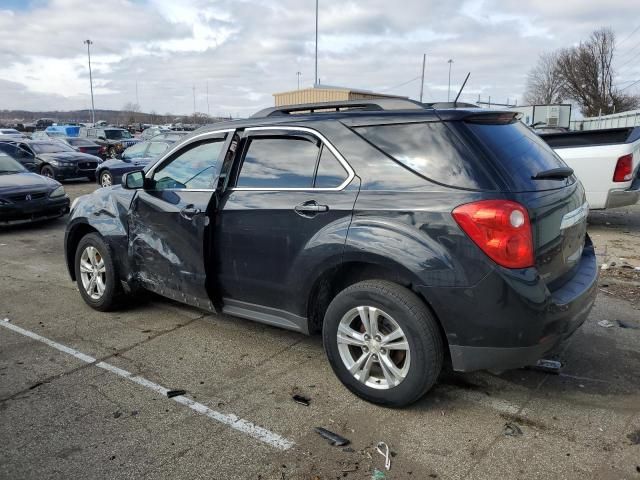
1,182,639,480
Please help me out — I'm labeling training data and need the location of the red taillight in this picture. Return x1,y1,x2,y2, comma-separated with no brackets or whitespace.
99,146,107,154
452,200,534,269
613,154,633,182
78,147,87,153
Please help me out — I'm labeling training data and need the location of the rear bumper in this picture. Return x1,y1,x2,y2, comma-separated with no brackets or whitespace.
604,177,640,209
53,165,97,180
419,237,598,372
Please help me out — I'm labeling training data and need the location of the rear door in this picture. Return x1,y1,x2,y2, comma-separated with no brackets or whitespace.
215,126,359,316
128,130,232,309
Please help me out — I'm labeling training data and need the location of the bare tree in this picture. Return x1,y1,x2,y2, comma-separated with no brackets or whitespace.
556,28,640,116
121,102,141,124
524,52,564,105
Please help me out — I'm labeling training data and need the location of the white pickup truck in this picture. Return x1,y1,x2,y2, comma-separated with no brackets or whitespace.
539,127,640,210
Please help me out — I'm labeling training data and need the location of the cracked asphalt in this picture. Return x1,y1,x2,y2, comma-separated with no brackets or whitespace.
1,181,639,479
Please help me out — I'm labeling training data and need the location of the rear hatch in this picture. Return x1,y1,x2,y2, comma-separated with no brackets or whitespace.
460,115,588,285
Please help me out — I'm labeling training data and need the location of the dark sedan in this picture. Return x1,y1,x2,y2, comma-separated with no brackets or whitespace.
0,151,70,225
58,137,104,157
95,138,177,187
11,141,102,182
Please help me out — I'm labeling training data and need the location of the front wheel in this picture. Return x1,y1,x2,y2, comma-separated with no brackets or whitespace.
323,280,443,407
99,170,113,188
74,233,123,311
40,165,55,179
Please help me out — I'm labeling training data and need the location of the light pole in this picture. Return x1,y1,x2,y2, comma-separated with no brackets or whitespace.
419,54,426,103
296,71,302,90
447,59,454,102
84,39,95,124
314,0,318,86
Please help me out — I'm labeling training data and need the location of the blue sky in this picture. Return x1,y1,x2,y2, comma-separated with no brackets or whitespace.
0,0,638,116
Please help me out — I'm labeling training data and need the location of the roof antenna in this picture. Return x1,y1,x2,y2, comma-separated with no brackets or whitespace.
453,72,470,107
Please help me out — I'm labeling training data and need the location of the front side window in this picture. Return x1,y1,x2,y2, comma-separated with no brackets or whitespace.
152,140,224,190
236,136,320,188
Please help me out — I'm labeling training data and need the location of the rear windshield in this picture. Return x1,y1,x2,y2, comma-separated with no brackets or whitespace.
67,138,95,146
354,122,494,190
31,142,75,154
464,121,572,192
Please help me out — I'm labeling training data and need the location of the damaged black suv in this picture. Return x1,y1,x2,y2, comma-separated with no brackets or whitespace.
64,100,597,407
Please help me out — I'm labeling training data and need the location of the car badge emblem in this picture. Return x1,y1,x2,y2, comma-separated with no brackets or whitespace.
25,194,32,201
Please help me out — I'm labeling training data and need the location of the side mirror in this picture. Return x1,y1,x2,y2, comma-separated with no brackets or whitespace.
121,170,145,189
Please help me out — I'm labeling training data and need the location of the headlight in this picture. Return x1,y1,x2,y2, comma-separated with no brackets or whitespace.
49,186,66,198
49,160,59,166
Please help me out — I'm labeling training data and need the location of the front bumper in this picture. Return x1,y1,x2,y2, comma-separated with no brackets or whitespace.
0,196,70,225
605,176,640,209
419,237,598,372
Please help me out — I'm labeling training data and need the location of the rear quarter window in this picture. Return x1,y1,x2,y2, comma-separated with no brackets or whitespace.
464,121,572,192
354,122,494,190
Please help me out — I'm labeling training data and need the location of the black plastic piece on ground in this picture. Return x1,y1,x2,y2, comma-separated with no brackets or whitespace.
167,389,187,398
314,427,350,446
292,394,310,406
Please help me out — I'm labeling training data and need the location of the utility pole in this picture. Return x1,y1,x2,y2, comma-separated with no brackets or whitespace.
419,53,426,103
447,59,454,102
296,71,302,90
84,39,95,124
314,0,319,86
192,85,196,118
206,80,210,117
135,80,139,107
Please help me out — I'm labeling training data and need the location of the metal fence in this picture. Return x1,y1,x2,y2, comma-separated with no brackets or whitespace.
570,110,640,130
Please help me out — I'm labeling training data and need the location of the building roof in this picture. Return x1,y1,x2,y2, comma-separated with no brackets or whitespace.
272,84,407,99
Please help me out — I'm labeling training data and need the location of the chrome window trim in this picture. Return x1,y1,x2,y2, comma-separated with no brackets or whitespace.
232,126,356,192
145,128,235,178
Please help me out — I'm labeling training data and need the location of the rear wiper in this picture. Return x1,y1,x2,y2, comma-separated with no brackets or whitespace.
531,167,574,180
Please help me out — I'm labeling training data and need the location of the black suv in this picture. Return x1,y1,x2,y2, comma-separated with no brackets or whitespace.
83,127,140,158
64,100,597,407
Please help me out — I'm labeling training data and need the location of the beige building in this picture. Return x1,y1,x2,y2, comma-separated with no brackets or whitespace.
273,84,408,107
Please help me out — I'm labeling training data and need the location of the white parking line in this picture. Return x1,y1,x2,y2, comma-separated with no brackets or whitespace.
1,318,294,451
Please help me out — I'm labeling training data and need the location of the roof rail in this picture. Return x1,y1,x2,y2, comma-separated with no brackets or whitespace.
251,99,427,118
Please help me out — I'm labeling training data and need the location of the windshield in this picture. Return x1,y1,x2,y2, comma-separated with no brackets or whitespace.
30,142,76,154
105,130,132,140
0,152,26,173
1,129,20,135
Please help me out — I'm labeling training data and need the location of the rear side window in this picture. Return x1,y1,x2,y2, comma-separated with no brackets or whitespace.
355,122,493,190
237,137,319,188
465,121,570,192
314,146,348,188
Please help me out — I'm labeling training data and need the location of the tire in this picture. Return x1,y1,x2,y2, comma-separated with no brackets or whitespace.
40,165,55,179
74,233,123,311
99,170,113,188
322,280,443,407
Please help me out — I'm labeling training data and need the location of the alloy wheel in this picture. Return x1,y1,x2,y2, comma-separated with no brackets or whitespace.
336,306,411,389
100,171,112,187
79,246,107,300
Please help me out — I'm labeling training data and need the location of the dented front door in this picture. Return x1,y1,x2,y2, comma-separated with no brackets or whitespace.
128,132,230,310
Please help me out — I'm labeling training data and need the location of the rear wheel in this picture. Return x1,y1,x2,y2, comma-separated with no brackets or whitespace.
323,280,443,407
74,233,123,311
100,170,113,188
40,165,55,179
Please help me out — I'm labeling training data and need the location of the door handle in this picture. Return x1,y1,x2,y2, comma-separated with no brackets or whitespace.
294,201,329,216
180,204,202,220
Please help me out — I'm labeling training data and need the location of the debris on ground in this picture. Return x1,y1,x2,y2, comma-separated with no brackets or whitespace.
112,411,122,419
617,320,639,329
504,422,523,437
528,359,563,374
314,427,350,446
166,389,187,398
627,429,640,445
292,394,310,406
2,318,9,323
371,469,386,479
597,320,615,328
376,442,391,470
